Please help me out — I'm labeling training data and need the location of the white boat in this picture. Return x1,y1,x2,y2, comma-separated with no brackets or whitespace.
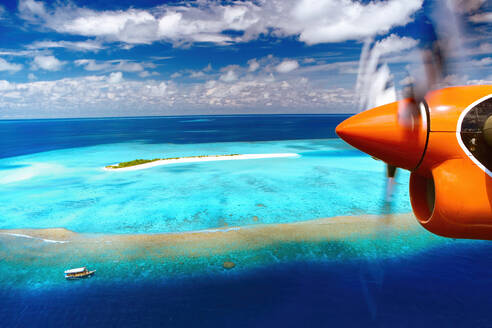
64,267,96,280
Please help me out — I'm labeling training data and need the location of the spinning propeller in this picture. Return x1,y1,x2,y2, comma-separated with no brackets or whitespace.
352,14,451,206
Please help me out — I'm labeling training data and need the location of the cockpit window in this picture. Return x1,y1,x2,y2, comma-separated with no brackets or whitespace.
461,99,491,132
460,96,492,172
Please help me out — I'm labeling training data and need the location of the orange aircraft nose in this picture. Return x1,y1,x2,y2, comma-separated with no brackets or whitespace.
336,100,428,171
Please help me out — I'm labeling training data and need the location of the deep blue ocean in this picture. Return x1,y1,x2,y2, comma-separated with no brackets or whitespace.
0,115,346,159
1,115,491,327
3,245,492,327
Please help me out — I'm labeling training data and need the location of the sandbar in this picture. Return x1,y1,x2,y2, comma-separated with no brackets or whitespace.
104,153,299,171
0,213,439,259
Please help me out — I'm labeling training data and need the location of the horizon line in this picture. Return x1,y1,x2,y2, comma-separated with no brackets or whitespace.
0,113,355,122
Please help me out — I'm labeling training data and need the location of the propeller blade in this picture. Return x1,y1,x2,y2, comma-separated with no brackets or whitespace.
385,164,397,202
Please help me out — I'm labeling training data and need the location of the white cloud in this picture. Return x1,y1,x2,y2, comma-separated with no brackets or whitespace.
275,60,299,73
66,10,157,44
470,12,492,23
0,80,11,91
190,71,206,78
219,70,238,82
374,34,419,56
0,49,46,57
139,71,150,78
32,55,64,71
471,57,492,66
399,76,414,86
467,76,492,85
170,72,182,79
448,0,486,14
17,0,423,46
286,0,423,44
18,0,46,21
0,71,356,118
296,60,359,74
28,73,37,80
75,59,111,71
248,58,260,72
28,40,104,52
75,59,148,72
173,64,214,80
442,74,469,85
138,71,159,78
107,72,123,83
115,61,145,72
466,43,492,56
0,58,23,72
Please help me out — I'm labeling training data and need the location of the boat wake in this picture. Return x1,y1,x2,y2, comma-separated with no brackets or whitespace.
0,232,69,244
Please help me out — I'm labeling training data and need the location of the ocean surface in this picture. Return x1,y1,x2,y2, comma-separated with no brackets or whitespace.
0,115,490,327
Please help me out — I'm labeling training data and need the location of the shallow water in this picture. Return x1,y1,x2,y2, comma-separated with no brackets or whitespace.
0,138,411,233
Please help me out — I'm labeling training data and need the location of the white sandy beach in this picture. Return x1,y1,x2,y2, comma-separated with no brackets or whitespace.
104,153,299,171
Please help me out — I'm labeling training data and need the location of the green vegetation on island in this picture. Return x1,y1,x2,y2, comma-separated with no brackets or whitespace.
106,154,241,169
106,158,161,169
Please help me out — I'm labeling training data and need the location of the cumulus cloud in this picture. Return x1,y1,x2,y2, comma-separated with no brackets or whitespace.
219,69,238,82
17,0,423,46
18,0,46,20
0,71,355,118
0,58,23,72
247,58,260,72
373,34,419,56
173,56,304,82
107,72,123,83
284,0,423,44
171,64,214,80
32,55,65,71
275,60,299,73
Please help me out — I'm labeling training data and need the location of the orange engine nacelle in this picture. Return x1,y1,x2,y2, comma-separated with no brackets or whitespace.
337,85,492,240
410,160,492,239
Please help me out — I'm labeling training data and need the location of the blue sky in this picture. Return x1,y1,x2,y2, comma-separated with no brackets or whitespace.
0,0,491,118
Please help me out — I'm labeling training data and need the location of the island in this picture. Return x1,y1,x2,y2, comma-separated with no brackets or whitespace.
104,153,299,171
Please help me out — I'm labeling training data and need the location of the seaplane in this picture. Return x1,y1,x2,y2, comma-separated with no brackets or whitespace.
337,85,492,240
336,7,492,240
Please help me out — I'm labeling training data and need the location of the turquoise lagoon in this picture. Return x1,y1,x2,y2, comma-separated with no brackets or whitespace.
0,138,412,233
